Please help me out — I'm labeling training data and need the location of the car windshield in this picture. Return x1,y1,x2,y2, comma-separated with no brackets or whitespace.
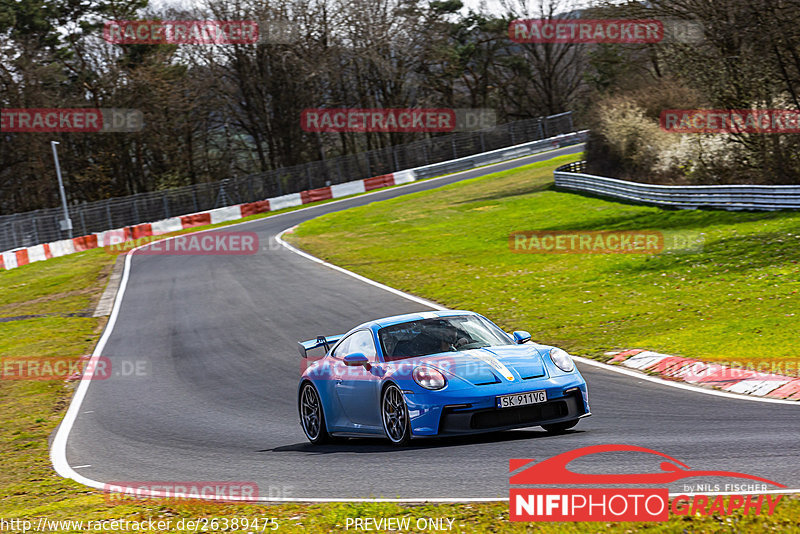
378,315,513,361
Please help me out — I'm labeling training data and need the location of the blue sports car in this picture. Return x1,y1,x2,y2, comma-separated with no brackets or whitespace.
297,310,590,445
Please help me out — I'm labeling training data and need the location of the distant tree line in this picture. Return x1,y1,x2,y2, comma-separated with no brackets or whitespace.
2,0,798,215
0,0,591,214
582,0,800,185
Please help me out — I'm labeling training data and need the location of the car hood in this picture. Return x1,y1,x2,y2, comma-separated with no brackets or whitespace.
412,345,548,385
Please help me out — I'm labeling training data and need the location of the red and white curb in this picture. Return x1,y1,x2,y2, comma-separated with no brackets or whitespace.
607,349,800,401
0,170,415,271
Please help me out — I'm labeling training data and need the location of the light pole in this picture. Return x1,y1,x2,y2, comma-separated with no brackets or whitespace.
50,141,73,238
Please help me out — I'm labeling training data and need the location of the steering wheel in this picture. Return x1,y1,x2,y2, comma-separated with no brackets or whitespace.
454,337,470,349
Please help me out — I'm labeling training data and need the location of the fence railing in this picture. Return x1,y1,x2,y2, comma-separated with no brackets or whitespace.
412,130,588,180
0,112,575,252
554,161,800,211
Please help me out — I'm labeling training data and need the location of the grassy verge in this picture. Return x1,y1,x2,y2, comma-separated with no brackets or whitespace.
0,250,117,318
1,158,798,533
288,153,800,376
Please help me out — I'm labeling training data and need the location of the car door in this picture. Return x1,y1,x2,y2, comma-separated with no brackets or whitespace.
333,329,383,428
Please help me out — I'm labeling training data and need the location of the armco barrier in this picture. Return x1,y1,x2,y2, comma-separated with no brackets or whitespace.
413,130,588,180
0,131,586,271
555,161,800,211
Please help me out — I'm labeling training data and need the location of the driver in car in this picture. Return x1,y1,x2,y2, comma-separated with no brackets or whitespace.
430,324,470,353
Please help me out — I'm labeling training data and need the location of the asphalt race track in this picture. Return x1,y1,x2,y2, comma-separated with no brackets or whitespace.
55,146,800,500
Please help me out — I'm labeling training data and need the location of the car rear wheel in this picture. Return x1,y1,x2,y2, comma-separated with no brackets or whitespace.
299,382,330,444
542,418,579,434
381,384,411,446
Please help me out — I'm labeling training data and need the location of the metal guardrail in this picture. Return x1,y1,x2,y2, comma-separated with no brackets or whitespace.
413,130,589,180
554,161,800,211
0,112,576,252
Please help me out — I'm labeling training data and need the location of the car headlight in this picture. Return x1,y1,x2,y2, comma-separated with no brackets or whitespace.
413,366,447,390
550,348,575,372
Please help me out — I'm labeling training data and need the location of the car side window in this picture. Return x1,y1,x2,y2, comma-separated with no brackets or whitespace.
331,334,353,359
348,330,378,361
332,330,378,361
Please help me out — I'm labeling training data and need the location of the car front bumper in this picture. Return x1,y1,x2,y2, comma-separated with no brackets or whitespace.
404,375,590,437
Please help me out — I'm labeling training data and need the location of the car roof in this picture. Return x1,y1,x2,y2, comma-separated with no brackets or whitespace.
359,310,478,330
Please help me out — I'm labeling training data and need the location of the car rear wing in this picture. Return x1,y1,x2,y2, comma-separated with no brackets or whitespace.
298,335,343,358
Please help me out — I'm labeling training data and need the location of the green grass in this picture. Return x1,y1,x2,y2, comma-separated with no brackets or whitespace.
288,153,800,375
1,157,798,532
0,249,116,317
0,316,101,357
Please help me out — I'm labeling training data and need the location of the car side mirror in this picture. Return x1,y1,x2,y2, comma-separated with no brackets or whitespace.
343,353,370,368
512,331,531,344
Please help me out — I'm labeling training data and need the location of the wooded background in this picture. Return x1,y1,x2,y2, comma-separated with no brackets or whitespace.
2,0,800,216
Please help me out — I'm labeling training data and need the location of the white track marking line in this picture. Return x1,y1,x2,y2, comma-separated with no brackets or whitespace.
276,229,445,311
50,250,133,491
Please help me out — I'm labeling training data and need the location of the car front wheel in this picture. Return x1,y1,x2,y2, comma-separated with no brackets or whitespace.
381,384,411,446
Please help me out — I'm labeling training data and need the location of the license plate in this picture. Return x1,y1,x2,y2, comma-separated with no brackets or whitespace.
496,390,547,409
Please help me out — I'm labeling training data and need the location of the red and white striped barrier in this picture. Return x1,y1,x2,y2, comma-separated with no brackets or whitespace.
0,170,415,271
608,349,800,401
